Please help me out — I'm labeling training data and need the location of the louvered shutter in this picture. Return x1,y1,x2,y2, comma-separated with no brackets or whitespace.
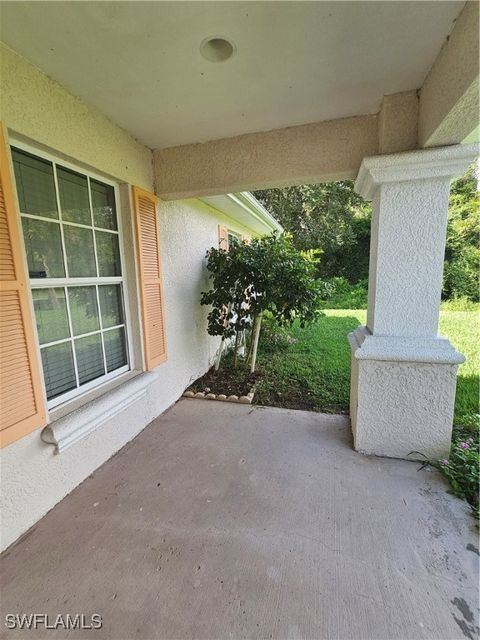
218,225,229,250
132,186,167,369
0,126,46,447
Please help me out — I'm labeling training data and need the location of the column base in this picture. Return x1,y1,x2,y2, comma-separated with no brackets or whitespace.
348,327,464,460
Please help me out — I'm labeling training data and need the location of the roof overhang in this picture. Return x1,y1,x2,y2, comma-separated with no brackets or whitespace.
200,192,283,236
1,1,478,200
0,1,470,150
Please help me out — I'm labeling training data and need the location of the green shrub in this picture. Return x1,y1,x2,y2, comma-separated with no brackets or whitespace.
259,313,297,353
443,164,479,303
443,246,480,302
435,429,479,518
201,233,329,370
320,277,368,309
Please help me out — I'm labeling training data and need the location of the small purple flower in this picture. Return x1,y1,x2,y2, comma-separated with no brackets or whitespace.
440,459,449,466
459,442,470,449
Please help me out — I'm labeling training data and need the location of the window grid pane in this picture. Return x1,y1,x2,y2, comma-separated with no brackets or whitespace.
104,326,128,372
68,286,100,336
57,166,91,226
91,178,118,230
21,217,66,279
32,288,70,345
12,148,58,219
95,230,121,276
12,147,130,406
41,342,77,400
64,225,97,278
75,333,106,385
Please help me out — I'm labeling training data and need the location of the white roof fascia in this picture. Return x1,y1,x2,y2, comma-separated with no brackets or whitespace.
199,191,283,235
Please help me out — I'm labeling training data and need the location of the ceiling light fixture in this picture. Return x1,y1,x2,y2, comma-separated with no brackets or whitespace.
200,36,236,62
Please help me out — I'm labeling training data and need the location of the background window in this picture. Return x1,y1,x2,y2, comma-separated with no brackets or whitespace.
228,231,241,248
12,146,130,406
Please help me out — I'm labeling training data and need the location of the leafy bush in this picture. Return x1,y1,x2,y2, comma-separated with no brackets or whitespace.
443,164,479,302
435,428,479,518
259,313,297,354
319,277,368,309
201,233,330,370
443,246,480,302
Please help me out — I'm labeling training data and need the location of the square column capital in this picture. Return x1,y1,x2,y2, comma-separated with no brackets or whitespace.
355,143,478,200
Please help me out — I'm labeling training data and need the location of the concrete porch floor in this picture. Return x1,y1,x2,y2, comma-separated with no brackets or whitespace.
1,399,478,640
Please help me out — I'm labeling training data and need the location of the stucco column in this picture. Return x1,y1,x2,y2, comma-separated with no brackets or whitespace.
349,144,477,459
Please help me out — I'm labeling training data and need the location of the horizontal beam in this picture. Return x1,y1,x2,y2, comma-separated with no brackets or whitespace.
155,115,379,200
419,1,480,148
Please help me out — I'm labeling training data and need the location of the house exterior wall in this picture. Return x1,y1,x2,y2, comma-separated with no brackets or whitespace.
0,44,153,190
0,47,257,551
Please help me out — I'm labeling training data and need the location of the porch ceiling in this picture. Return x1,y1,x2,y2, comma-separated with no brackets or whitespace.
0,1,465,149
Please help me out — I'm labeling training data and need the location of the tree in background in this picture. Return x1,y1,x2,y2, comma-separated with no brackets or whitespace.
253,182,371,283
443,164,479,302
254,165,479,303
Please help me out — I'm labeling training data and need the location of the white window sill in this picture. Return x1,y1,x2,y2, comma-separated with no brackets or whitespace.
41,371,159,454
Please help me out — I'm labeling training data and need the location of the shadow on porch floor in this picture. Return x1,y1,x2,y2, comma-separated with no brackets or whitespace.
1,399,478,640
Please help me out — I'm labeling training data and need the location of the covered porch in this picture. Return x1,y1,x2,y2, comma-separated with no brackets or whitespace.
1,399,478,639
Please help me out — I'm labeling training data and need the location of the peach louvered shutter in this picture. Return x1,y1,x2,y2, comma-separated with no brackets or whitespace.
0,126,46,447
132,186,167,369
218,224,229,250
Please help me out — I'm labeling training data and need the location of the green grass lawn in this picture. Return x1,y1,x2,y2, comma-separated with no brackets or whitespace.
255,308,479,429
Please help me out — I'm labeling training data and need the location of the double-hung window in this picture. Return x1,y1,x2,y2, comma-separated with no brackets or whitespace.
12,145,131,408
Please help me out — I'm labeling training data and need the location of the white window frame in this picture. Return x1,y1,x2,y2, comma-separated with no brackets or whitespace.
11,139,134,410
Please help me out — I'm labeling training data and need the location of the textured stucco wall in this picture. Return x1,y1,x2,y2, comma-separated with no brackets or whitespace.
371,178,451,337
0,48,258,551
355,145,476,338
419,1,480,148
154,115,379,199
355,359,458,459
0,43,154,189
378,91,419,154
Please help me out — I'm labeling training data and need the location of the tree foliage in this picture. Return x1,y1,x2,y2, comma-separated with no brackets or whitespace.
254,165,479,302
443,164,480,302
253,182,371,283
200,233,330,369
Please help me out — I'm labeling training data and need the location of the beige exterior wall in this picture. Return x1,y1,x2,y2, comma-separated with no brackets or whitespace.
154,115,380,200
378,91,419,155
419,1,480,148
0,46,259,551
0,43,154,190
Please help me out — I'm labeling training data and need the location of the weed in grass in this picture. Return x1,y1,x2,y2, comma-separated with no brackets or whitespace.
434,435,479,518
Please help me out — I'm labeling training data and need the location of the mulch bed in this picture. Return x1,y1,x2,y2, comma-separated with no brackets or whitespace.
187,364,262,398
